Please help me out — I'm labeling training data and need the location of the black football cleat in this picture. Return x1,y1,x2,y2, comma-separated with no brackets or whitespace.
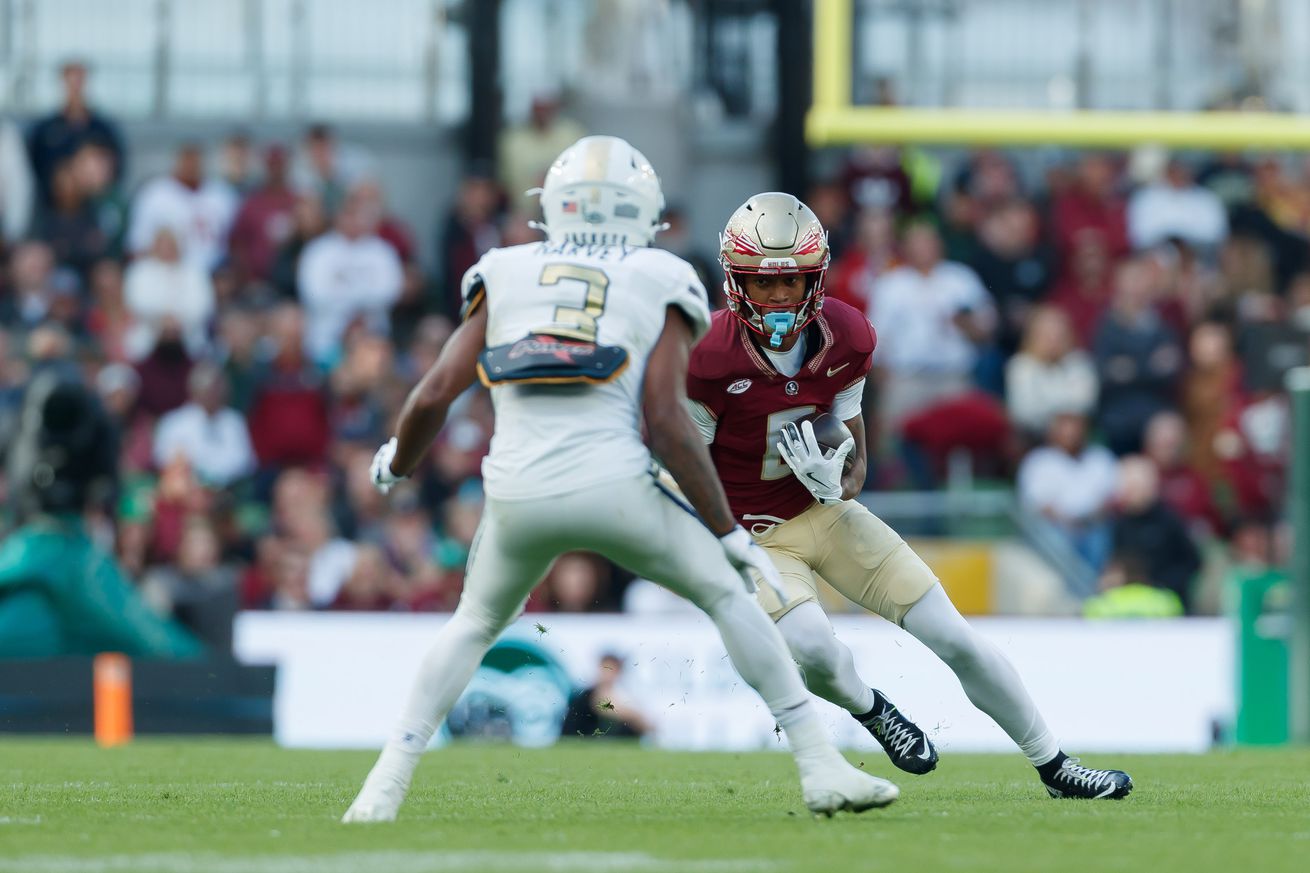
1041,757,1133,799
859,692,938,775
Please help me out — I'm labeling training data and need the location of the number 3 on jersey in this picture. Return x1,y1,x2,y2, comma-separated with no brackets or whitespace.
761,406,816,480
539,264,609,342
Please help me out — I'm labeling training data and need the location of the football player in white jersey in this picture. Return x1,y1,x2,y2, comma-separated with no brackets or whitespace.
341,136,897,822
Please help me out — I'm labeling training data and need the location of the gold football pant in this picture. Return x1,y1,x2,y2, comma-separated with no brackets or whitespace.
748,499,938,625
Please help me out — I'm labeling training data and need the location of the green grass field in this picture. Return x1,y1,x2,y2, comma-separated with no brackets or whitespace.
1,740,1306,873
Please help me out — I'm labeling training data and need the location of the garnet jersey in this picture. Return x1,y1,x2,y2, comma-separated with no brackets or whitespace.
687,299,877,524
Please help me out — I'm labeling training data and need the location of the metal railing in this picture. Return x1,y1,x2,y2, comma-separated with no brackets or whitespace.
0,0,467,122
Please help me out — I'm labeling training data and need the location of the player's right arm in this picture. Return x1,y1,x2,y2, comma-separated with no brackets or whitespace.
644,306,786,597
644,307,737,537
381,302,488,482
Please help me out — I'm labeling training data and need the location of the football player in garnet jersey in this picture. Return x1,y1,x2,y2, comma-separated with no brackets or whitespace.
685,193,1132,799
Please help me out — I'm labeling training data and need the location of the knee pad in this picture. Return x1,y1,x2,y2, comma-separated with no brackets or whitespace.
452,599,516,645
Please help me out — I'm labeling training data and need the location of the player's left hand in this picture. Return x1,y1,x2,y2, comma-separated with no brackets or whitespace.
369,437,406,494
777,420,853,505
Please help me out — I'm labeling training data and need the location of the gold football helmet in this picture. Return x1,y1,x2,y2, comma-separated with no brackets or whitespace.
719,192,830,347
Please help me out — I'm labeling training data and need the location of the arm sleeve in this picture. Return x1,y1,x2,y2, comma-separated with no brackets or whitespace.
686,400,718,444
832,378,866,421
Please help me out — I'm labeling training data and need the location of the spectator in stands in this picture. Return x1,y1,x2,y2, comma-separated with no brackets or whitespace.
1142,410,1224,538
329,331,394,444
1181,321,1244,483
140,516,239,649
941,150,1022,261
330,544,396,611
1197,152,1256,210
1017,410,1118,598
25,60,124,207
350,178,416,265
228,144,297,286
1,240,60,330
293,124,374,218
215,306,262,413
543,552,611,612
439,172,502,319
968,198,1054,353
497,91,586,208
1213,389,1289,520
133,319,194,420
1093,258,1184,454
869,220,996,426
1050,233,1115,347
246,304,331,470
1127,156,1228,254
826,207,897,313
1049,152,1128,277
153,362,255,488
215,131,257,198
128,142,238,272
84,257,129,362
1110,455,1201,611
561,653,652,739
1005,305,1098,441
30,147,115,275
0,116,34,246
804,179,851,258
841,146,914,217
124,228,215,360
297,185,403,366
270,192,328,299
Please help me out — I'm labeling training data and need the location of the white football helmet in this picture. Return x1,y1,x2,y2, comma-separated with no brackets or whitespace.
535,135,665,247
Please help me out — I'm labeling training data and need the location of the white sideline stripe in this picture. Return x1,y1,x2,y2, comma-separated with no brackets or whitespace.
0,851,777,873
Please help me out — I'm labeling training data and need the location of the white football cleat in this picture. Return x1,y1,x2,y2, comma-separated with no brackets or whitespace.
341,772,410,823
799,752,900,816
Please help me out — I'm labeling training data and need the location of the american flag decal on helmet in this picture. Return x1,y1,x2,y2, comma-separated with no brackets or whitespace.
793,228,825,256
726,229,764,256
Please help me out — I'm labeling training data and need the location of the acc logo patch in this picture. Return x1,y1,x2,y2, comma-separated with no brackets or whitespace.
727,378,752,394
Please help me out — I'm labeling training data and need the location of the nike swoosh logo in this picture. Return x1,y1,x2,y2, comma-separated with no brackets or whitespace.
804,473,827,490
827,363,849,377
1095,782,1117,798
917,740,933,760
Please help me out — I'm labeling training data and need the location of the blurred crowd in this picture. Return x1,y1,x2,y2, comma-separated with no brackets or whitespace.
823,143,1300,615
0,63,1300,631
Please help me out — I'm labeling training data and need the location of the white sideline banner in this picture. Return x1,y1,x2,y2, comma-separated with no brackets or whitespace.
233,612,1233,753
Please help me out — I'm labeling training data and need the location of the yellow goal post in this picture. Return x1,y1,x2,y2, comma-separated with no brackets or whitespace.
807,0,1310,150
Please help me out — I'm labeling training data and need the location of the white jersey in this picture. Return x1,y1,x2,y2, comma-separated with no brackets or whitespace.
462,240,710,501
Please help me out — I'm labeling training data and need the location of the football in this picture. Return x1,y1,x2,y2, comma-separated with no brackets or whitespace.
804,412,856,473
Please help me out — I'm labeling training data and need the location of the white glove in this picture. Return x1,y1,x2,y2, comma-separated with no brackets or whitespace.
720,525,787,600
777,420,854,505
369,437,406,494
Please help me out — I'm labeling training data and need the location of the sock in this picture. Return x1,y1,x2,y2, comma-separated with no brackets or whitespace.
358,609,500,797
775,601,877,716
853,689,893,724
699,588,834,760
902,584,1062,767
1036,751,1069,780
